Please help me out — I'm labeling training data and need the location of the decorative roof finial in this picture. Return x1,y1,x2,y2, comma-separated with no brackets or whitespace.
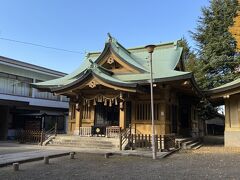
107,32,112,42
85,51,90,58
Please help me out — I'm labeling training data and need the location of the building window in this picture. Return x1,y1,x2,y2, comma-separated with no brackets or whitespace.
35,80,60,101
82,105,91,120
136,102,160,121
0,72,32,97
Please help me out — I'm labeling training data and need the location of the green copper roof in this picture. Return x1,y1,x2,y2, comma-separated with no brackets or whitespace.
32,35,191,92
207,78,240,94
114,70,190,82
107,39,148,72
50,64,138,93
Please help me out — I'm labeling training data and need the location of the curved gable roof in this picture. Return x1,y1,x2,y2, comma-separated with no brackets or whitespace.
128,41,183,72
95,39,148,73
32,35,188,93
50,65,138,93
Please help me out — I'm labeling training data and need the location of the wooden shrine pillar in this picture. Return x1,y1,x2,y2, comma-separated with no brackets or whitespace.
119,103,126,129
67,103,76,134
74,104,82,135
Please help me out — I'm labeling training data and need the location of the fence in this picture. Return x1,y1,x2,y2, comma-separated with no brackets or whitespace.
122,134,176,151
16,125,58,144
16,130,43,143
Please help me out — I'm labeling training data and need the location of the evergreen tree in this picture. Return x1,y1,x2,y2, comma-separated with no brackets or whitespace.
178,37,197,72
179,38,219,120
178,38,204,86
191,0,240,90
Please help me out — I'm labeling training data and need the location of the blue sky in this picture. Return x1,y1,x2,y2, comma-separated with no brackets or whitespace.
0,0,209,73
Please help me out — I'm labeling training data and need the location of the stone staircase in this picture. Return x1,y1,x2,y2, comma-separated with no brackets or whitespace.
176,137,203,150
47,135,120,150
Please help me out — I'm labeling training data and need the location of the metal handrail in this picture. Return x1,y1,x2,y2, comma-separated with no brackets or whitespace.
45,127,55,135
40,123,57,145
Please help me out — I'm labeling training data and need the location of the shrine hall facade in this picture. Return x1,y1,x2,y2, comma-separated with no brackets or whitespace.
33,35,204,137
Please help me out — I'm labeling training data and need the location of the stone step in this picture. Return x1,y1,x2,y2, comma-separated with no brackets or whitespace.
55,137,119,143
52,142,116,147
192,144,203,150
54,138,118,143
176,138,192,144
177,137,202,150
185,139,199,145
49,144,119,150
186,141,202,149
49,135,120,150
50,143,117,148
175,138,193,147
50,144,118,150
52,141,117,146
56,136,117,139
53,141,118,146
56,139,115,144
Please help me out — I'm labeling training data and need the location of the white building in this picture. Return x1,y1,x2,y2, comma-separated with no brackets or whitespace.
0,56,69,140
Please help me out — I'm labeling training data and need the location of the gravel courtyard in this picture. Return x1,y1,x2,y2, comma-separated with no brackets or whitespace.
1,146,240,180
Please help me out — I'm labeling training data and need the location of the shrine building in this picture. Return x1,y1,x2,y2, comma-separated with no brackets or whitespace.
33,35,204,138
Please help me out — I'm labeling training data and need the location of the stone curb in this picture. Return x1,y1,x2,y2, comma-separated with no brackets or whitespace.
0,151,72,168
159,148,181,158
111,149,179,159
0,148,180,168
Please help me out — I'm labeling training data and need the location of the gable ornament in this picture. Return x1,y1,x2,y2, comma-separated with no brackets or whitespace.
89,80,96,88
107,57,115,64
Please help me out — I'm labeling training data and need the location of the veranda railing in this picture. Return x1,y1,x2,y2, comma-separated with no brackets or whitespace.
106,126,121,138
79,126,121,137
79,127,92,136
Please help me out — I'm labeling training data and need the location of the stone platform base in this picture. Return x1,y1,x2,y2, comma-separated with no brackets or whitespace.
225,130,240,147
73,130,80,135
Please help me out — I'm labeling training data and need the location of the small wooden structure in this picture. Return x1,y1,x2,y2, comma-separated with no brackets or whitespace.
207,78,240,146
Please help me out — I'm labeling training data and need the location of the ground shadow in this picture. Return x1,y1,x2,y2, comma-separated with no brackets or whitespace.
202,135,224,146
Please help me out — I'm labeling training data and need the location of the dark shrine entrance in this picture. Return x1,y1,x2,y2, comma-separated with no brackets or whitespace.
94,102,119,127
179,104,191,136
